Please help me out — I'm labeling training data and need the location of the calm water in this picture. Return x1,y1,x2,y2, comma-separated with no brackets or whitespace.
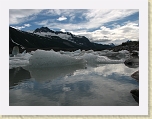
9,63,139,106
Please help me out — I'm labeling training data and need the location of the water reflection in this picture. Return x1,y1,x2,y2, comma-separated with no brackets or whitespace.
9,64,139,106
9,67,31,88
24,64,86,82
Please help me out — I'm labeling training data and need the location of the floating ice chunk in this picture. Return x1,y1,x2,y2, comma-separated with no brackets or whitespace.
98,50,119,57
77,50,85,56
9,53,32,69
97,56,124,64
92,52,99,55
132,50,139,54
98,50,130,59
98,51,107,56
9,59,29,69
102,50,110,52
85,50,94,53
12,46,19,56
30,51,35,55
107,50,129,59
118,50,129,54
81,53,123,65
9,53,32,60
22,53,32,60
60,51,72,56
71,50,85,57
131,50,139,57
27,50,86,68
74,49,81,53
59,50,64,54
82,53,98,64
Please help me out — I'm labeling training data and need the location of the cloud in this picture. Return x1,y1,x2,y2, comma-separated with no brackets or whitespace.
24,24,31,27
11,26,25,30
34,20,49,26
11,24,31,30
10,9,138,29
9,9,43,24
35,9,138,31
80,9,138,30
57,16,67,21
72,21,138,44
69,15,75,22
9,9,139,44
45,9,87,17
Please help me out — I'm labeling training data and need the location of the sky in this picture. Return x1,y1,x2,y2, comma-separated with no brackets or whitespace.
9,9,139,45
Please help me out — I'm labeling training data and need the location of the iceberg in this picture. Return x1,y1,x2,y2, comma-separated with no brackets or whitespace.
81,53,124,65
9,59,29,69
12,46,19,56
27,50,86,68
9,53,32,69
9,49,127,69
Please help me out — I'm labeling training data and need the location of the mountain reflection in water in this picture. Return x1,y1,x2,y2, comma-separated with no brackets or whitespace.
9,63,139,106
24,64,86,82
9,67,31,88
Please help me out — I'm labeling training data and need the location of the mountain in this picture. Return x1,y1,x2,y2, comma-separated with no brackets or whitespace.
33,27,54,33
108,43,115,47
33,27,92,48
110,40,139,52
9,26,112,53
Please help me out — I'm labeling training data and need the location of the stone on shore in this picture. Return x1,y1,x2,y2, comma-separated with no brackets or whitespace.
124,58,139,68
130,89,139,103
131,70,139,81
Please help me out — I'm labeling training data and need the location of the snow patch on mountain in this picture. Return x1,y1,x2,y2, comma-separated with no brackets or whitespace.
34,32,72,40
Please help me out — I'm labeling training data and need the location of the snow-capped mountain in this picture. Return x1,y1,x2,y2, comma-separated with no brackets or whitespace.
33,27,90,46
9,26,112,53
108,43,115,47
33,27,54,33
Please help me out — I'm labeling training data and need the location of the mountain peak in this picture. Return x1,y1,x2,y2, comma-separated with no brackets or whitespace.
108,43,115,47
33,27,54,33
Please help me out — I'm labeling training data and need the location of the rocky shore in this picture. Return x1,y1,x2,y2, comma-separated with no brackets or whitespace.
124,57,139,104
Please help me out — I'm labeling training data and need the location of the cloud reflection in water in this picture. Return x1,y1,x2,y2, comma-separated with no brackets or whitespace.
9,63,138,106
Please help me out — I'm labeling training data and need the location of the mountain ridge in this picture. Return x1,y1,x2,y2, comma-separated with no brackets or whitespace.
9,26,113,53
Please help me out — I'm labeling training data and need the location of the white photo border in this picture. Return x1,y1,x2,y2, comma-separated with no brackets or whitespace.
0,0,148,115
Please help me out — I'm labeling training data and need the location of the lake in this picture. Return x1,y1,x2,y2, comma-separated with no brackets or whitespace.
9,49,139,106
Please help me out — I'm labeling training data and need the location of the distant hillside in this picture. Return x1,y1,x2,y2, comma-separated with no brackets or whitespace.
110,40,139,52
9,27,112,53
